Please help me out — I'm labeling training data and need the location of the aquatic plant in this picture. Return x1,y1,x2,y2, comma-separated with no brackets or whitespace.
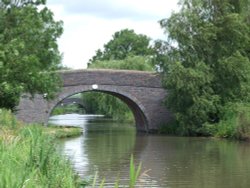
91,155,142,188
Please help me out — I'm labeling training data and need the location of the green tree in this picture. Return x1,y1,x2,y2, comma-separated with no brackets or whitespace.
81,91,134,121
88,29,153,64
159,0,250,134
0,0,63,110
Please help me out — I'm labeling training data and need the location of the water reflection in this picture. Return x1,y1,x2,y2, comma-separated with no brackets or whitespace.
134,136,250,188
51,114,250,188
49,114,104,127
59,136,89,175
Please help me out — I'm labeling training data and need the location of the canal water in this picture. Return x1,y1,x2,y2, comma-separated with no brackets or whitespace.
49,114,250,188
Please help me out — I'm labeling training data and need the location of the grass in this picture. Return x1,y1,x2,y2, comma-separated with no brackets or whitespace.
44,125,83,138
1,109,143,188
0,109,84,188
129,155,142,188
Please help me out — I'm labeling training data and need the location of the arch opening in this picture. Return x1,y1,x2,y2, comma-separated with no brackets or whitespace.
48,88,149,132
52,96,87,115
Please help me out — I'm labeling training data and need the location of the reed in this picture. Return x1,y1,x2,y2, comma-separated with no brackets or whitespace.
1,109,143,187
91,155,142,188
0,109,83,188
129,155,142,188
0,109,19,129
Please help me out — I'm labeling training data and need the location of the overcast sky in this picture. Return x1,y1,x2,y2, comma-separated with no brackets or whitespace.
47,0,179,69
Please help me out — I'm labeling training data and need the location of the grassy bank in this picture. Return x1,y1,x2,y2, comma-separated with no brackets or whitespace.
159,103,250,141
45,125,83,138
0,109,84,188
0,109,142,188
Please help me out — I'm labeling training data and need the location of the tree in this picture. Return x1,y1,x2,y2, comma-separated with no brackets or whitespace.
88,29,153,64
0,0,63,109
159,0,250,134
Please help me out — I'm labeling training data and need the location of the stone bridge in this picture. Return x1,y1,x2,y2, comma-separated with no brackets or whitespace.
16,69,171,132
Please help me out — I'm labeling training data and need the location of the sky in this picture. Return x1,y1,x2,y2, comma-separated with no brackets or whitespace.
47,0,180,69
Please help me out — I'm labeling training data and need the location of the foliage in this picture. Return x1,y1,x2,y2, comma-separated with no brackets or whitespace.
151,39,170,70
81,92,135,122
0,108,19,129
158,119,184,135
45,125,82,138
159,0,250,135
129,155,142,188
88,29,153,64
215,103,250,140
0,110,83,188
51,104,85,115
0,110,143,187
0,0,63,109
89,55,154,71
163,61,219,134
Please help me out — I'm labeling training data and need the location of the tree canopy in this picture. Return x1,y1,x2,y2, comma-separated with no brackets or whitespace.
88,29,153,65
159,0,250,135
88,55,154,71
0,0,63,109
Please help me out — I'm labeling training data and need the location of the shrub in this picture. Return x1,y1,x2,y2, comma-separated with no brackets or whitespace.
215,103,250,140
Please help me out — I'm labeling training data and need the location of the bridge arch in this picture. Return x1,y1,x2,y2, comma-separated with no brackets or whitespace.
47,85,149,131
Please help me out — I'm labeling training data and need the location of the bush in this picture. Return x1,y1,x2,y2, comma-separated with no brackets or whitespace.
215,103,250,140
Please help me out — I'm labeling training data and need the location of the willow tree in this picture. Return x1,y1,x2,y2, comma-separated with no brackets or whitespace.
160,0,250,134
0,0,63,109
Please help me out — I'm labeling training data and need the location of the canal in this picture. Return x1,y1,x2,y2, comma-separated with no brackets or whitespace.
49,114,250,188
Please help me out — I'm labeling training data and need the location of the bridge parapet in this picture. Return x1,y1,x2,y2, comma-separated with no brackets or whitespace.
60,69,162,88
